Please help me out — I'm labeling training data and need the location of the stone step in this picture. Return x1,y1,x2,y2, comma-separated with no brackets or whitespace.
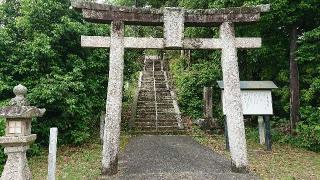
137,100,173,103
138,99,173,103
143,72,165,76
137,102,173,105
139,90,171,93
136,111,176,115
135,122,178,127
135,120,178,124
134,126,179,132
136,106,174,111
142,75,165,79
139,92,171,96
136,114,177,120
133,57,181,134
142,78,166,81
141,81,167,84
140,85,168,89
139,95,171,98
137,105,174,109
140,88,170,92
132,129,188,135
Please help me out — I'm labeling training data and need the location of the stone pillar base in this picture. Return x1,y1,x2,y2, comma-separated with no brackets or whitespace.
231,161,249,174
1,146,31,180
101,156,118,176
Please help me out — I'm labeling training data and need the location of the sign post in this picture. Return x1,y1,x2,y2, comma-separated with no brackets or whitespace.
218,81,277,151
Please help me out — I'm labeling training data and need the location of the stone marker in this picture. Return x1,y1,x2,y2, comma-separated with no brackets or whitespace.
0,84,46,180
258,116,265,144
71,2,270,174
48,128,58,180
203,87,213,128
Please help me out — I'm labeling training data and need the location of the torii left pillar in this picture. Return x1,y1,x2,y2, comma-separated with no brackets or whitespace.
101,21,125,175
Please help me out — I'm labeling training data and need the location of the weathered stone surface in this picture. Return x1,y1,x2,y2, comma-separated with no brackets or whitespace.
0,84,45,119
0,106,45,119
10,84,29,106
203,87,214,128
48,128,58,180
1,146,31,180
163,8,185,48
71,1,270,25
81,36,110,48
258,116,265,145
0,84,45,180
81,36,261,50
235,38,261,49
102,21,125,176
203,87,213,119
125,38,163,49
0,134,36,146
220,22,248,171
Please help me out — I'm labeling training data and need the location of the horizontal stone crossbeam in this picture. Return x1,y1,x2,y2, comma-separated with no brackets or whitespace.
71,2,270,26
81,36,261,49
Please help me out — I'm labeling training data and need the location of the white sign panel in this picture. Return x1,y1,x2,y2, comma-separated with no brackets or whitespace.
222,90,273,115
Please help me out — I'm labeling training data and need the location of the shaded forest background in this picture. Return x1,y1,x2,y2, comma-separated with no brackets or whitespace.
0,0,319,171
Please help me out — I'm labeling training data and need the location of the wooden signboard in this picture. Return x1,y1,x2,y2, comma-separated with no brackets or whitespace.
218,81,277,115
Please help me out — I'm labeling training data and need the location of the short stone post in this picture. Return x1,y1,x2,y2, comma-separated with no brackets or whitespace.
48,128,58,180
203,87,213,127
0,84,46,180
258,116,265,145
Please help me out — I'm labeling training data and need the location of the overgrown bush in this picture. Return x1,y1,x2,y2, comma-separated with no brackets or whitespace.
169,54,223,122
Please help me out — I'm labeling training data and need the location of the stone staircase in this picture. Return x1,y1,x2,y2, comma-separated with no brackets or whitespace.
132,56,185,134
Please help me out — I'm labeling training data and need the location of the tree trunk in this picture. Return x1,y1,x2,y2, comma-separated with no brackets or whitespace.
289,25,300,134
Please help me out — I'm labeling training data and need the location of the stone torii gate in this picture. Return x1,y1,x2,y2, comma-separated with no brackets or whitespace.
71,1,270,176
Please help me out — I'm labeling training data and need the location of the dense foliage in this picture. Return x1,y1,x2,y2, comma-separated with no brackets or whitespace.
0,0,109,145
0,0,142,146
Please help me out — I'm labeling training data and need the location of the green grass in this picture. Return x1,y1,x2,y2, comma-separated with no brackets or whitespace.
191,126,320,179
29,134,131,180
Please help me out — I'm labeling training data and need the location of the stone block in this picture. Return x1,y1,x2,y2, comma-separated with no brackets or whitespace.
164,7,185,48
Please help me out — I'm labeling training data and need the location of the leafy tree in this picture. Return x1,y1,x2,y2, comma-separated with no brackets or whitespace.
0,0,140,145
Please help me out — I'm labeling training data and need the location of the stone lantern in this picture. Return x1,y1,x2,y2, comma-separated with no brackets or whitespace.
0,84,45,180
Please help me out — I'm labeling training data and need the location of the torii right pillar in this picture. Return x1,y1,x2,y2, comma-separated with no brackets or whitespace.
220,22,248,172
